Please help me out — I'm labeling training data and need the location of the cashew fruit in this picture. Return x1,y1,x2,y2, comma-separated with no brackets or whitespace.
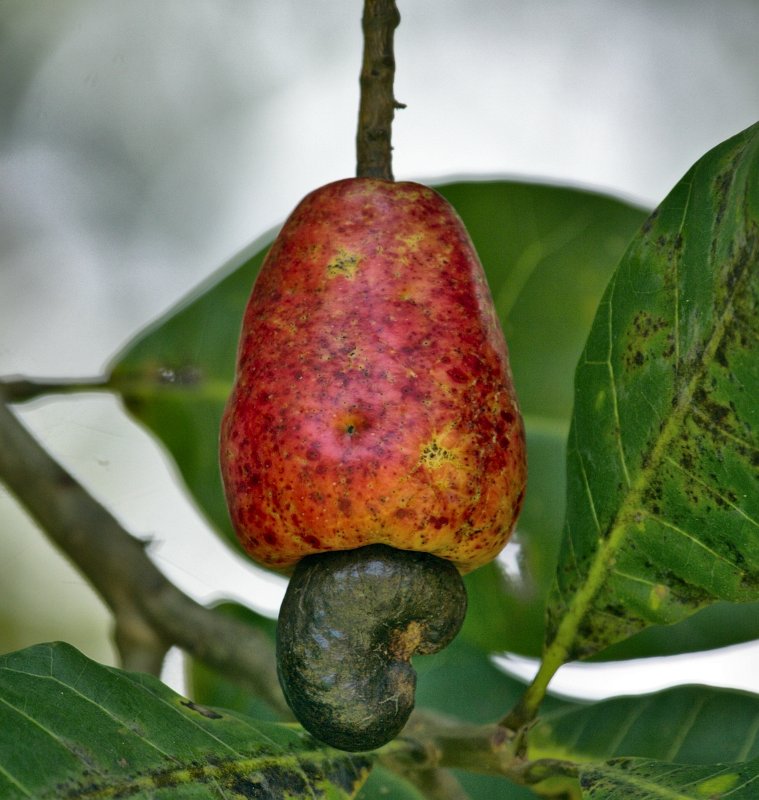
220,178,526,572
219,177,526,749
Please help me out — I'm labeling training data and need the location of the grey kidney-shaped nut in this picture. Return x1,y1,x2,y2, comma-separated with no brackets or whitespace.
276,544,468,751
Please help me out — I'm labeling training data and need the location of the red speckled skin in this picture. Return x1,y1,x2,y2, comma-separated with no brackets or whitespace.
220,178,526,573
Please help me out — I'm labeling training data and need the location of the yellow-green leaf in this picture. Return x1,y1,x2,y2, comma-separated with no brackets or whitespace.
579,756,759,799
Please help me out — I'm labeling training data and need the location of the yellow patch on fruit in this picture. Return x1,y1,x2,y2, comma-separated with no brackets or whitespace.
420,438,456,469
326,248,362,279
400,231,425,250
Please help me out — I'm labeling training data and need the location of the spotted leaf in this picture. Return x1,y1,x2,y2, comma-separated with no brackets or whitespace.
579,756,759,799
0,642,370,800
546,122,759,661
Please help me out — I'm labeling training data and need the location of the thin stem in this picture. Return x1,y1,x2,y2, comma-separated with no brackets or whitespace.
0,384,290,718
356,0,404,180
500,647,566,734
0,375,110,403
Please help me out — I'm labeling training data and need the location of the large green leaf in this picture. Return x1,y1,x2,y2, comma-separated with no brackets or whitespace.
579,756,759,799
545,122,759,662
0,642,370,799
530,685,759,765
108,180,647,659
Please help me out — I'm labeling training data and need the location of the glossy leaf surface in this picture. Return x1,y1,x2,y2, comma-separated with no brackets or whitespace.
546,123,759,661
530,685,759,765
0,642,370,799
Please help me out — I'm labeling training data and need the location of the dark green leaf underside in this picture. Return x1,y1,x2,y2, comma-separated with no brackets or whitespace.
108,231,274,553
547,122,759,660
530,684,759,765
0,642,369,800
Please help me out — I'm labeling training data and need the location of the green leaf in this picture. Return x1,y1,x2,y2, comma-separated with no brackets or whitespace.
355,766,426,800
579,756,759,799
455,772,546,800
545,122,759,662
592,599,759,661
0,641,370,799
108,180,646,658
530,685,759,765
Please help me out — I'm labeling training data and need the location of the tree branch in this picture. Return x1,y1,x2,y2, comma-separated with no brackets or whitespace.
356,0,404,180
0,385,290,718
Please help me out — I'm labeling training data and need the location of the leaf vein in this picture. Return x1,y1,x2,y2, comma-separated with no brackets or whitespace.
735,710,759,762
645,509,743,572
0,763,33,798
663,456,759,531
0,694,104,775
665,693,707,761
605,695,653,756
690,404,759,456
0,670,178,761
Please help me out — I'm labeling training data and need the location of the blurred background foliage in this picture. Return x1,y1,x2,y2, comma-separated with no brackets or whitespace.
1,0,758,696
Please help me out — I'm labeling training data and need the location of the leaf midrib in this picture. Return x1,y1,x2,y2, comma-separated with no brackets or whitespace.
56,749,363,799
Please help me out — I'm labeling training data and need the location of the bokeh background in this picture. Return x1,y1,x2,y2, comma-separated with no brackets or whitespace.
1,0,758,698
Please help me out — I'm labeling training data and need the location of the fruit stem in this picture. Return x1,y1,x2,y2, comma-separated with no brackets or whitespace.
0,375,110,403
356,0,404,180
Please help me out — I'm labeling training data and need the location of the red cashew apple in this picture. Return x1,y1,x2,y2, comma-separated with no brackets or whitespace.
219,177,527,750
220,177,526,573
